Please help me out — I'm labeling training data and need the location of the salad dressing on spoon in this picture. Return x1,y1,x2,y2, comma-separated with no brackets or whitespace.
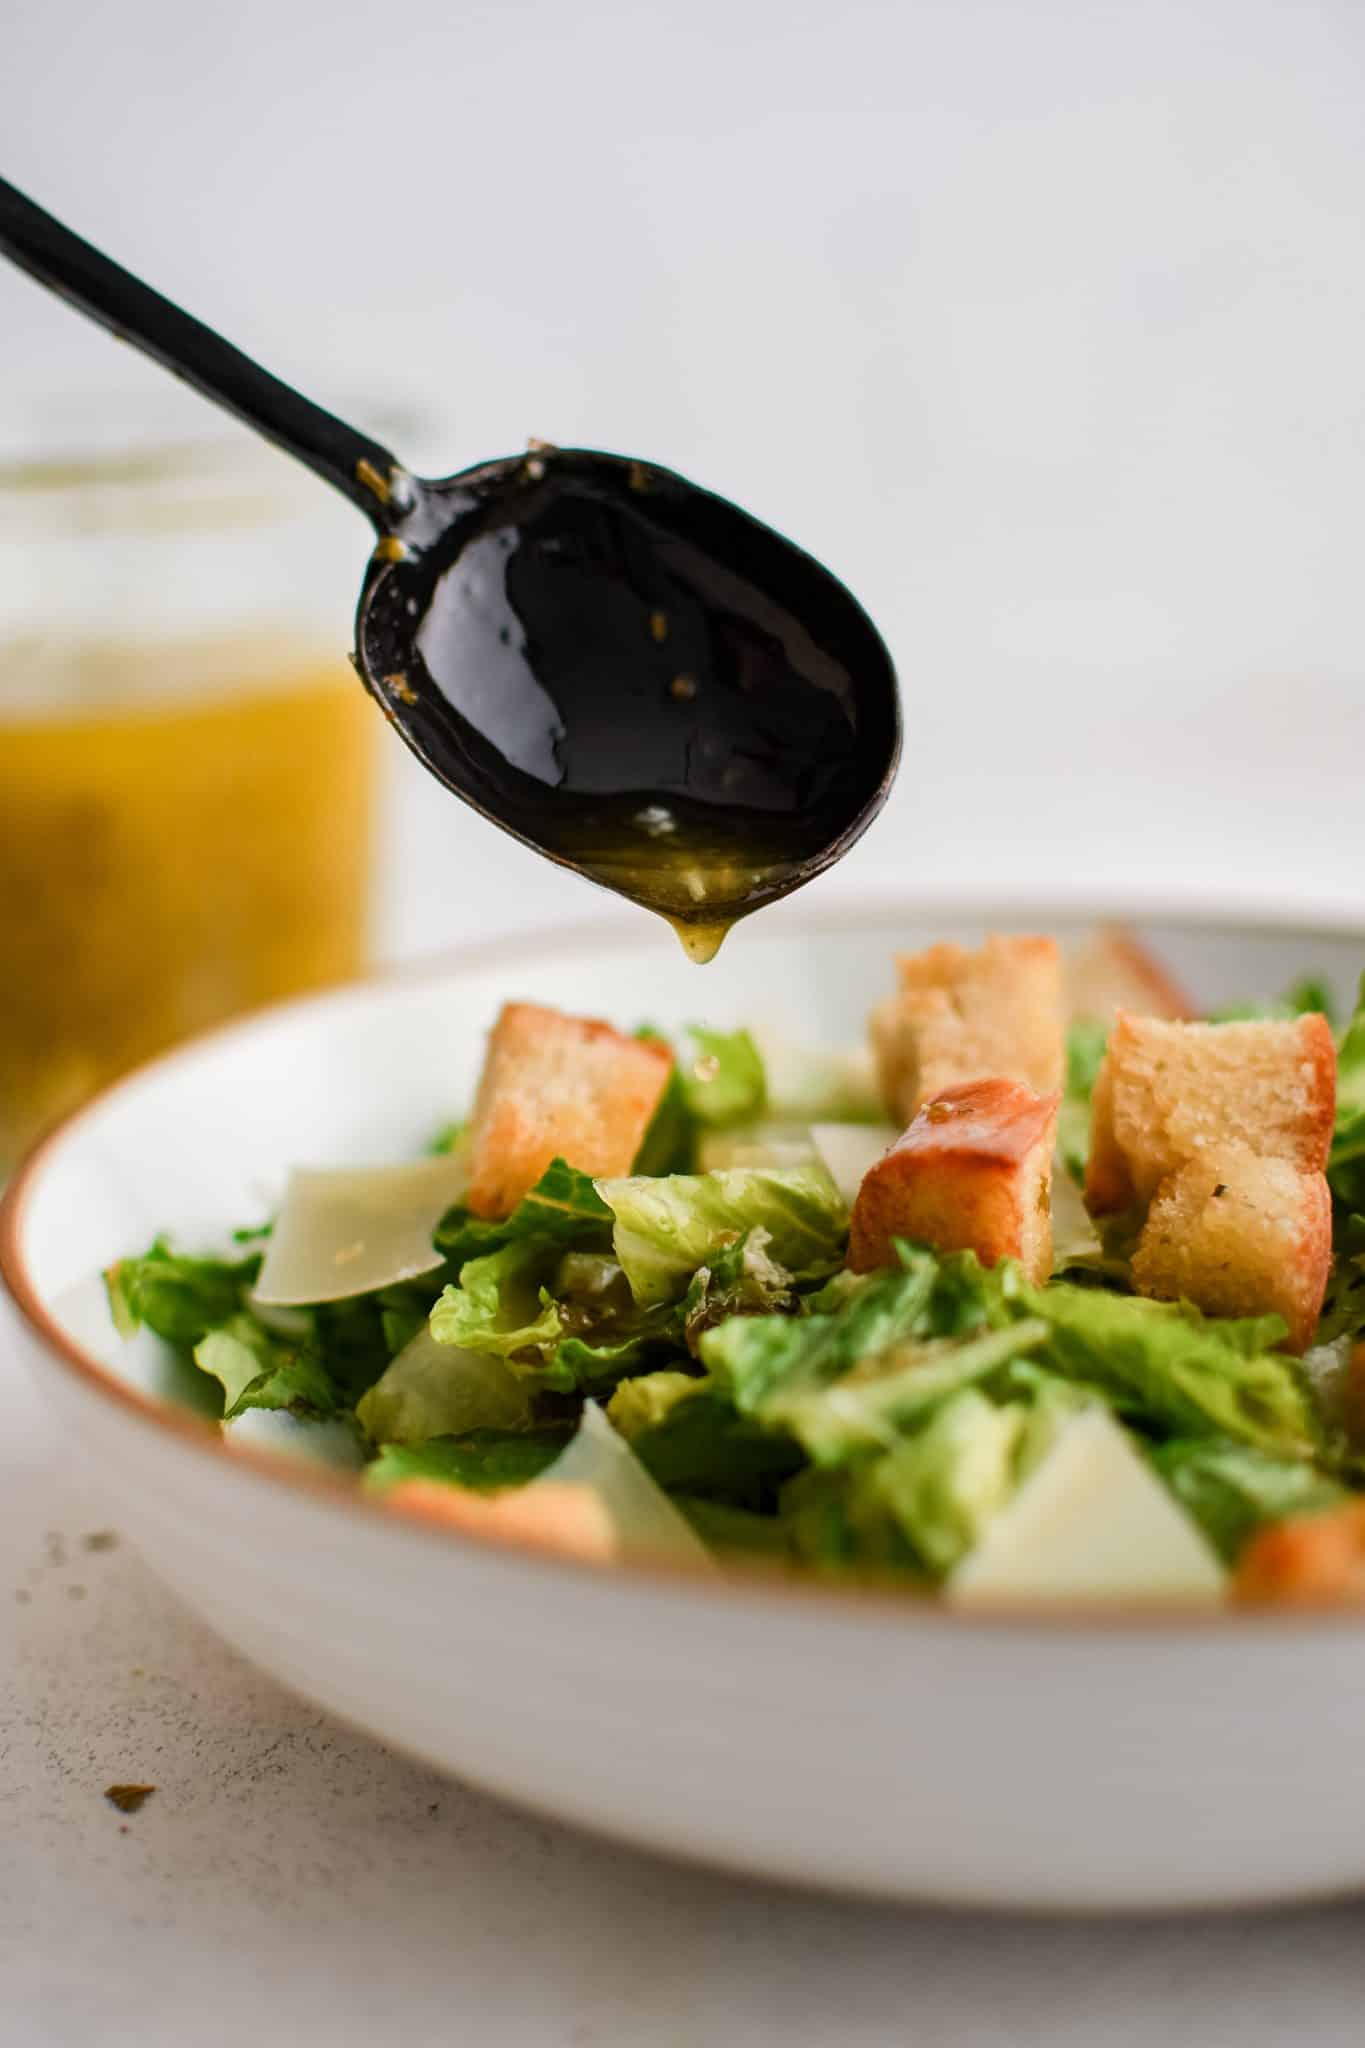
0,182,900,956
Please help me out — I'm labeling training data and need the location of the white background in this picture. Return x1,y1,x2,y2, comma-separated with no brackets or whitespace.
6,0,1365,960
6,7,1365,2042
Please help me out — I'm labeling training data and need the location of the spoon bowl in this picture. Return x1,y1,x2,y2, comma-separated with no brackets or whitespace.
0,179,900,953
359,445,900,949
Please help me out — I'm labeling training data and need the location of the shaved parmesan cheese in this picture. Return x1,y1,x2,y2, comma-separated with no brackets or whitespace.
252,1156,468,1306
949,1407,1226,1606
809,1122,899,1204
545,1402,716,1570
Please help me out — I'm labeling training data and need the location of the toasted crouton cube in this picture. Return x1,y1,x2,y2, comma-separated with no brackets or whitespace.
1234,1501,1365,1605
849,1077,1061,1282
464,1003,672,1219
1066,925,1194,1025
870,934,1064,1125
1084,1011,1336,1216
1131,1153,1331,1353
385,1479,618,1562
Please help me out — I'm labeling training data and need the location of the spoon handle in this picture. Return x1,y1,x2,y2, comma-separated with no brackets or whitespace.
0,177,411,529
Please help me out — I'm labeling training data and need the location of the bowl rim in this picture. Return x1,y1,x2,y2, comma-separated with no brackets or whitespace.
4,886,1364,1637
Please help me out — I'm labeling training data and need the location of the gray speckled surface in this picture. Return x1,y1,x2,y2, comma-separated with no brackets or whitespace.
5,1300,1365,2048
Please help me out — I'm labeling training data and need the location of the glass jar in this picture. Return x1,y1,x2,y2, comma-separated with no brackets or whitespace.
0,415,382,1166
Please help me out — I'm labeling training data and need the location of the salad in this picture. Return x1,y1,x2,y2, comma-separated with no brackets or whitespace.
104,927,1365,1607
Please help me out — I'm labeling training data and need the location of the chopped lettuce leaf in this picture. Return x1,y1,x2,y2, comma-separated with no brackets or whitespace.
700,1243,993,1413
625,1383,803,1503
194,1313,339,1420
595,1163,847,1308
433,1157,613,1267
355,1323,533,1445
364,1430,570,1494
677,1026,766,1128
1057,1016,1107,1185
224,1409,365,1468
252,1157,468,1305
847,1390,1026,1575
764,1322,1049,1466
1151,1437,1348,1563
1004,1277,1315,1455
429,1241,565,1374
1330,975,1365,1209
545,1402,715,1568
680,1228,799,1354
1211,977,1337,1026
105,1240,260,1347
606,1370,701,1441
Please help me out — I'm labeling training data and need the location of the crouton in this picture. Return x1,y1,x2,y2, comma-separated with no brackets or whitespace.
1084,1011,1336,1216
1234,1500,1365,1605
870,934,1064,1125
1130,1152,1331,1354
1066,925,1194,1025
849,1077,1060,1282
464,1003,672,1219
385,1479,618,1562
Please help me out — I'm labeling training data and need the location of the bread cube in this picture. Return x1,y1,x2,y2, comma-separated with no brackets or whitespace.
849,1077,1060,1282
870,934,1064,1125
1130,1152,1331,1354
1234,1500,1365,1605
1066,925,1194,1025
464,1002,673,1218
1085,1011,1336,1216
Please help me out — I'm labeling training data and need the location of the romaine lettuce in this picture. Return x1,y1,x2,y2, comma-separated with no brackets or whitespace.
595,1163,847,1308
355,1324,534,1445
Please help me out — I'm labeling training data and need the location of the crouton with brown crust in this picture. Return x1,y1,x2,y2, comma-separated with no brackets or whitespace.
849,1077,1060,1282
1085,1011,1336,1217
1131,1152,1332,1354
870,934,1064,1126
1234,1501,1365,1605
464,1002,673,1219
385,1479,618,1562
1066,925,1195,1025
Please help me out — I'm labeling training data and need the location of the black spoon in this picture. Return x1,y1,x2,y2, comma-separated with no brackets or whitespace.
0,178,900,961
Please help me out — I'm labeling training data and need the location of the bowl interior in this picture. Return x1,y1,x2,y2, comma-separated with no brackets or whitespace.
10,900,1365,1417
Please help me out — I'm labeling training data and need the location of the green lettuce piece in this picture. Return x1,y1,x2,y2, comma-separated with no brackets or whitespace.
605,1370,700,1441
429,1241,566,1378
426,1119,467,1157
1211,977,1337,1026
433,1158,613,1267
678,1026,766,1128
1151,1438,1348,1563
763,1321,1049,1466
699,1243,993,1413
364,1431,570,1494
548,1250,687,1383
1005,1277,1315,1455
105,1240,261,1347
680,1228,799,1354
1330,976,1365,1209
595,1163,847,1308
631,1030,694,1176
625,1383,804,1503
1058,1017,1108,1185
355,1325,534,1445
846,1390,1026,1575
194,1313,338,1421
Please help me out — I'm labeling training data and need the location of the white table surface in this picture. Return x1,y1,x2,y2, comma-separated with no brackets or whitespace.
4,1281,1365,2048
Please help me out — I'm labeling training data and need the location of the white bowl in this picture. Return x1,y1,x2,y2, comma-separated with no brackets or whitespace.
6,897,1365,1912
